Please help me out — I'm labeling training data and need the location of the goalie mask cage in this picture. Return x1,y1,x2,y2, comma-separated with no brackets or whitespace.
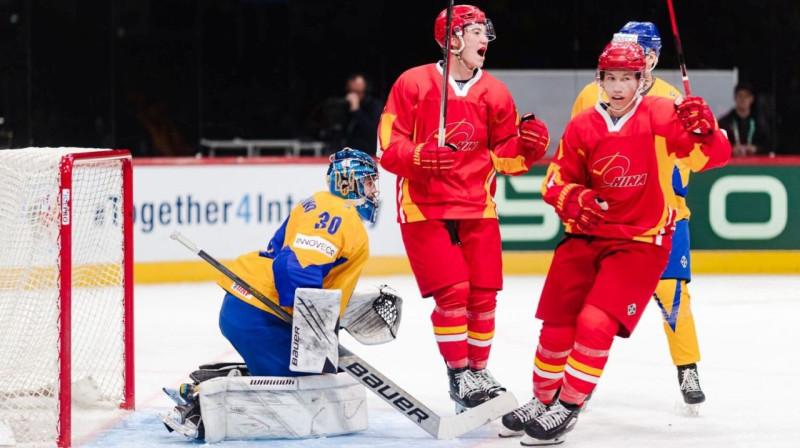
0,148,134,447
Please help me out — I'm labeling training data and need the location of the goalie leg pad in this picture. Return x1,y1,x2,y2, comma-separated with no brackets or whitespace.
199,373,368,442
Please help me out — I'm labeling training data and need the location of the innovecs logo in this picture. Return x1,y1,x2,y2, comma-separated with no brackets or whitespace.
592,154,647,188
426,121,479,152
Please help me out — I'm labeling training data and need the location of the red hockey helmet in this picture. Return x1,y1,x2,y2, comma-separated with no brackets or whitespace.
434,5,495,48
597,41,646,73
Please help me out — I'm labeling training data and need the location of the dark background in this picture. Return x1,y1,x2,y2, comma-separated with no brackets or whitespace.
0,0,796,156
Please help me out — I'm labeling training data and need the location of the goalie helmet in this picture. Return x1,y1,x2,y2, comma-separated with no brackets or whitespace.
615,21,662,57
434,5,495,48
327,148,380,223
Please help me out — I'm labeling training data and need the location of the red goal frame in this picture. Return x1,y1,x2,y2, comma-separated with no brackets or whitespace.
57,150,135,447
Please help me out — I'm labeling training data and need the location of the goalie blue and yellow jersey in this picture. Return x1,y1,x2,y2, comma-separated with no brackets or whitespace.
217,191,369,319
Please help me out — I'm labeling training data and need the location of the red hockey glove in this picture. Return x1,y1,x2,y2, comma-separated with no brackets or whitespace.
555,184,608,232
675,96,715,135
413,141,456,176
518,113,550,161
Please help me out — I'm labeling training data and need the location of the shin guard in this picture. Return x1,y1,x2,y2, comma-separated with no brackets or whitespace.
560,305,618,405
533,323,575,404
431,281,470,368
466,287,497,370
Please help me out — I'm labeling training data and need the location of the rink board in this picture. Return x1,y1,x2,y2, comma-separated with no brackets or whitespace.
131,157,800,282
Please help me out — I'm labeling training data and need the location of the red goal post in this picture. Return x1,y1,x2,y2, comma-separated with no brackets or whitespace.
0,148,134,447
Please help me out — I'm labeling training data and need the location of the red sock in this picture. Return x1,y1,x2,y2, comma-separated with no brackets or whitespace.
533,323,575,404
560,305,618,405
467,287,496,370
431,281,470,368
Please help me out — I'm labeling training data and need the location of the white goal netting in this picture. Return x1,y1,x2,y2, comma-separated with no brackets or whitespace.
0,148,133,447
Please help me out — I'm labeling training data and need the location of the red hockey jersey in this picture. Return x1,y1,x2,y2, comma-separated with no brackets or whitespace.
543,96,731,246
377,63,535,223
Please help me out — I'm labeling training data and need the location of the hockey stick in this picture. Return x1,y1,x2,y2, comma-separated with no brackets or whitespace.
170,231,517,439
437,0,455,146
666,0,691,96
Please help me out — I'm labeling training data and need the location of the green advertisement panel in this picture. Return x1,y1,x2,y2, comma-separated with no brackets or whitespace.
497,162,800,251
684,165,800,249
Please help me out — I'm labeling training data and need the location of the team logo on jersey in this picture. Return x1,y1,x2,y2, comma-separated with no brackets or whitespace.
627,303,637,316
592,154,647,188
293,233,340,258
428,120,480,152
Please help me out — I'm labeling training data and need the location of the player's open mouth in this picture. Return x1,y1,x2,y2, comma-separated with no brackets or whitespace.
477,48,486,57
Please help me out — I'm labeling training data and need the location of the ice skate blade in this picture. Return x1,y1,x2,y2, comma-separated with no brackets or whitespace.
498,426,523,438
675,401,701,417
157,412,199,439
520,434,565,446
684,403,701,417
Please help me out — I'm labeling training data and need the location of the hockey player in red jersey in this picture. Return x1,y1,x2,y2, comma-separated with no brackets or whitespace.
377,4,549,412
500,41,731,445
575,21,709,410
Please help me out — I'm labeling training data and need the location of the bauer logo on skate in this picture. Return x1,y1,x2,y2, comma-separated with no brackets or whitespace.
292,234,339,258
592,154,647,188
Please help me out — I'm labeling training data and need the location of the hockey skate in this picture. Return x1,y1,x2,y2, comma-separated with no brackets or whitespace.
471,368,507,398
521,400,580,446
158,400,205,440
678,363,705,416
447,366,490,414
499,396,548,438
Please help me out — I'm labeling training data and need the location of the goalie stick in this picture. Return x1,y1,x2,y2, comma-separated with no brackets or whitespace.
170,231,517,439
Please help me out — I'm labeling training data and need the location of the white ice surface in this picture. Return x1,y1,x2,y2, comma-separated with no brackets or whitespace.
77,274,800,447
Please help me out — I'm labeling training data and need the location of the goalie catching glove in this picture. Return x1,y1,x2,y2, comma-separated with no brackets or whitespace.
555,184,608,232
341,285,403,345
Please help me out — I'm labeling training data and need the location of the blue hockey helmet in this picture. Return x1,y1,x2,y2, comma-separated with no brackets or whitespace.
327,148,380,223
614,21,661,58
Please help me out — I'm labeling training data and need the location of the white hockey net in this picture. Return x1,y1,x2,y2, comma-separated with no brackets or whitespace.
0,148,134,447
